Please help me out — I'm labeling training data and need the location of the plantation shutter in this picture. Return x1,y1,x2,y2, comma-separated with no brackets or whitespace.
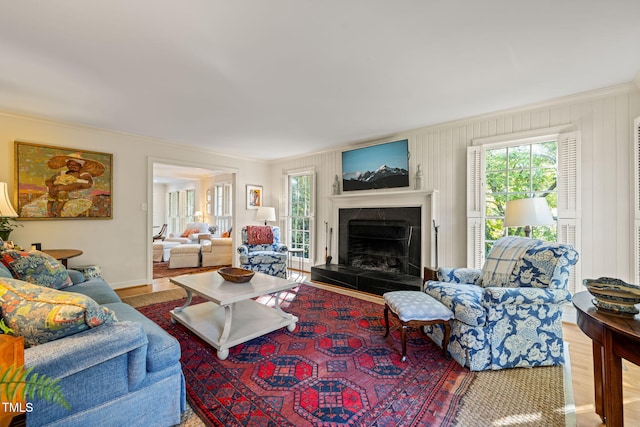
556,131,581,293
467,146,484,268
634,117,640,284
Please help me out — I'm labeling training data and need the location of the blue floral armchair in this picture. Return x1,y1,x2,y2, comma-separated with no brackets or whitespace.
238,226,288,278
423,236,579,371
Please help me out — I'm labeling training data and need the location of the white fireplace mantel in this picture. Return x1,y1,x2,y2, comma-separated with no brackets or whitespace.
327,189,439,272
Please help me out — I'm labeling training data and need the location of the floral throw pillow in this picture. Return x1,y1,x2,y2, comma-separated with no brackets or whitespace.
0,278,117,347
0,250,72,289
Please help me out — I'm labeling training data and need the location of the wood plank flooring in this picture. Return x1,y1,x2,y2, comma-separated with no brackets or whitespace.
118,274,640,426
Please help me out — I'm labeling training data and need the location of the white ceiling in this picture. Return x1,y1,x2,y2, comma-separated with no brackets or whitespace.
1,1,640,161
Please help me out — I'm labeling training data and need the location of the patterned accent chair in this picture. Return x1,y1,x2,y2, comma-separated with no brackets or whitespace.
423,236,579,371
237,226,288,278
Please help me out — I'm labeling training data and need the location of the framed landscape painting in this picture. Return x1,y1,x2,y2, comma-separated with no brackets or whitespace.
246,184,262,210
14,141,113,219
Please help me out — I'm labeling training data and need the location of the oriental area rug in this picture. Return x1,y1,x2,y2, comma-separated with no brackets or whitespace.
131,283,570,427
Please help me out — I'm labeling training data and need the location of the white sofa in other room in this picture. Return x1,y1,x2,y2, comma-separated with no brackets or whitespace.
164,222,211,244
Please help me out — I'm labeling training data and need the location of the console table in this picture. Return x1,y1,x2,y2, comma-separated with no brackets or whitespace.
573,291,640,426
42,249,83,268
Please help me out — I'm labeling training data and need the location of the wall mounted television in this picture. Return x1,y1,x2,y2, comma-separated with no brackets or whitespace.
342,139,410,191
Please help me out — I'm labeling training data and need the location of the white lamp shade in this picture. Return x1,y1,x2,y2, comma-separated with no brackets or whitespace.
255,206,276,223
504,197,554,227
194,211,203,219
0,182,18,217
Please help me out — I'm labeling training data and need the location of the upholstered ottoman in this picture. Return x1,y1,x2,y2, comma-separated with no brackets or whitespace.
201,238,232,267
153,241,181,262
168,244,201,268
383,291,454,361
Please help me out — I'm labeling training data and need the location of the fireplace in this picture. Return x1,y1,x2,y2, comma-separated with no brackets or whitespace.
347,219,411,273
312,206,423,295
340,207,421,277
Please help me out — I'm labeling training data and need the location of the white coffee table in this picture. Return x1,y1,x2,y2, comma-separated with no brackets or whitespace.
169,271,299,360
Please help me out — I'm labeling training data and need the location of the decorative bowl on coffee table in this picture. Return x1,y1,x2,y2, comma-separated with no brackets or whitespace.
584,277,640,318
218,267,255,283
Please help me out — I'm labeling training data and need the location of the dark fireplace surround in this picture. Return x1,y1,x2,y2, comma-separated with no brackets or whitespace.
311,207,423,295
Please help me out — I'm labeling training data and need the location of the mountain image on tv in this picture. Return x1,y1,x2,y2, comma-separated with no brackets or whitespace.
342,139,410,191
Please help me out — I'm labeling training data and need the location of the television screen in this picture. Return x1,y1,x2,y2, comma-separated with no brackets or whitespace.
342,139,410,191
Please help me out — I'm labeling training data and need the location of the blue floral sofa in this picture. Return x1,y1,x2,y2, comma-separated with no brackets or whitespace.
0,247,185,426
423,236,579,371
238,226,288,278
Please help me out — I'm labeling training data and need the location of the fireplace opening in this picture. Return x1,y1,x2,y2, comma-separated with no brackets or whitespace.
312,206,423,295
338,207,421,277
347,220,412,274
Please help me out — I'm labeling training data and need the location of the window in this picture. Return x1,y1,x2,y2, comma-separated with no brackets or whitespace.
468,129,580,293
167,192,179,235
167,189,196,233
286,170,315,262
186,189,195,221
214,183,232,234
484,141,558,253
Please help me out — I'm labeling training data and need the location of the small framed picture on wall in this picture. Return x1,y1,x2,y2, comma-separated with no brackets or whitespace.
246,184,262,210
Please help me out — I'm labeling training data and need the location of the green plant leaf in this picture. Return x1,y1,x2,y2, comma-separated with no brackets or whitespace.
0,364,70,410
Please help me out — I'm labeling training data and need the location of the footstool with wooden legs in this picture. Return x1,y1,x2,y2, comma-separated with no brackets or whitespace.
383,291,454,362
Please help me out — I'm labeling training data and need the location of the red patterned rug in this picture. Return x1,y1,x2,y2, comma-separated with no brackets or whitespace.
139,284,474,426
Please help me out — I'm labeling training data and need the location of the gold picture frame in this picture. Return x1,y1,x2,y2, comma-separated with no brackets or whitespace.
14,141,113,219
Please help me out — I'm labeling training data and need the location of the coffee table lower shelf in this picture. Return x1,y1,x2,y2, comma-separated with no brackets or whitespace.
170,299,298,360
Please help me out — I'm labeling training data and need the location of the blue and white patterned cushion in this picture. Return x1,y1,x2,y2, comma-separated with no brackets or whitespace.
437,268,482,285
509,242,577,289
383,291,453,322
424,282,485,327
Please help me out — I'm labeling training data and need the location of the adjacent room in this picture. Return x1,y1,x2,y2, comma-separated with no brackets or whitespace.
1,1,640,426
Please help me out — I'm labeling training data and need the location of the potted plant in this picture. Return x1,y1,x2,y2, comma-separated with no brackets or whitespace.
0,217,21,241
0,320,70,425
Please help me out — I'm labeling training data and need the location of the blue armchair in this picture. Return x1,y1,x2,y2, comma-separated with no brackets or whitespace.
238,226,288,278
423,236,579,371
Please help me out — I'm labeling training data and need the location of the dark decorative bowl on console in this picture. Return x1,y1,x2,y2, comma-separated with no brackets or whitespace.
584,277,640,318
218,267,255,283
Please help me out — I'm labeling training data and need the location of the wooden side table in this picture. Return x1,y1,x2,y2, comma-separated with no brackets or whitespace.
573,291,640,426
41,249,83,268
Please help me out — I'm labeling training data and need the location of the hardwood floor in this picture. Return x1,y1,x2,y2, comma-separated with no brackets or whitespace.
118,273,640,426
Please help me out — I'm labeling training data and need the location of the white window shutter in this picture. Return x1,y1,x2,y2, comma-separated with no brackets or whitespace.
557,132,580,219
467,146,482,218
558,219,581,293
467,217,484,269
467,146,484,268
557,131,581,294
634,117,640,283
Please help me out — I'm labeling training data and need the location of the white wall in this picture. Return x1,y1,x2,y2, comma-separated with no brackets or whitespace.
3,82,639,290
271,83,640,288
0,113,271,288
152,182,167,228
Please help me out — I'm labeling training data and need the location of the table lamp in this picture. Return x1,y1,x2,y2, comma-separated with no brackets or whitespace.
255,206,276,225
504,197,554,238
0,182,18,218
0,182,19,242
